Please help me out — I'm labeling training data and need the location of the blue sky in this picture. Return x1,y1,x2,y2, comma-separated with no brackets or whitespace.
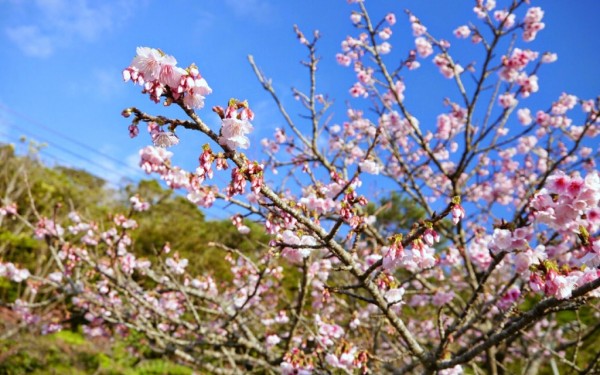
1,0,599,199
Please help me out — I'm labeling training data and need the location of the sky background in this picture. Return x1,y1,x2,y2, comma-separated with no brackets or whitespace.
0,0,599,217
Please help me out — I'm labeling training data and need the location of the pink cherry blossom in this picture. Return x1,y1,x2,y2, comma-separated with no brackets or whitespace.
453,25,471,39
385,287,405,305
493,10,515,29
130,47,166,82
379,27,392,40
523,7,545,41
0,262,31,282
386,12,396,26
415,37,433,57
412,22,427,37
0,202,17,216
359,159,382,175
498,92,518,108
439,365,464,375
517,108,533,125
451,204,465,224
541,52,558,63
433,54,463,78
152,131,179,148
219,116,254,150
165,256,188,275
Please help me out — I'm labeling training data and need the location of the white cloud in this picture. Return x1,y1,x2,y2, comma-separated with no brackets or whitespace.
4,0,139,58
35,0,117,41
224,0,275,24
5,25,54,57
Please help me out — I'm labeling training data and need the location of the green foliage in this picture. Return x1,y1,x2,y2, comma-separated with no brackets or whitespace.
0,143,118,263
0,331,193,375
365,192,427,236
0,231,40,261
52,330,88,346
0,333,100,374
125,360,193,375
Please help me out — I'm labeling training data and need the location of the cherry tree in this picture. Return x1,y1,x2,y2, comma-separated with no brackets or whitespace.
2,0,600,373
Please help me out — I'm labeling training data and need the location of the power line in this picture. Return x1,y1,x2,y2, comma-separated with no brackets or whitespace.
4,122,136,180
0,131,132,183
0,103,145,178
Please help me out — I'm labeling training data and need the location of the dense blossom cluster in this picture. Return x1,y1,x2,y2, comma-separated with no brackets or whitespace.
123,46,212,109
0,261,30,282
215,100,255,150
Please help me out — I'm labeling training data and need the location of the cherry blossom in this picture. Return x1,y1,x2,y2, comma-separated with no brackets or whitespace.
218,102,255,150
4,2,600,374
415,37,433,58
523,7,545,41
453,25,471,39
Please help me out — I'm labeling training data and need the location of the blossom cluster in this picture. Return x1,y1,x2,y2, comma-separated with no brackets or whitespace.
0,262,30,282
531,171,600,236
123,46,212,109
215,100,255,150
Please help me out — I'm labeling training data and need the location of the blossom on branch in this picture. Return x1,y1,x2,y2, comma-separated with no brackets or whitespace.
217,101,255,150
